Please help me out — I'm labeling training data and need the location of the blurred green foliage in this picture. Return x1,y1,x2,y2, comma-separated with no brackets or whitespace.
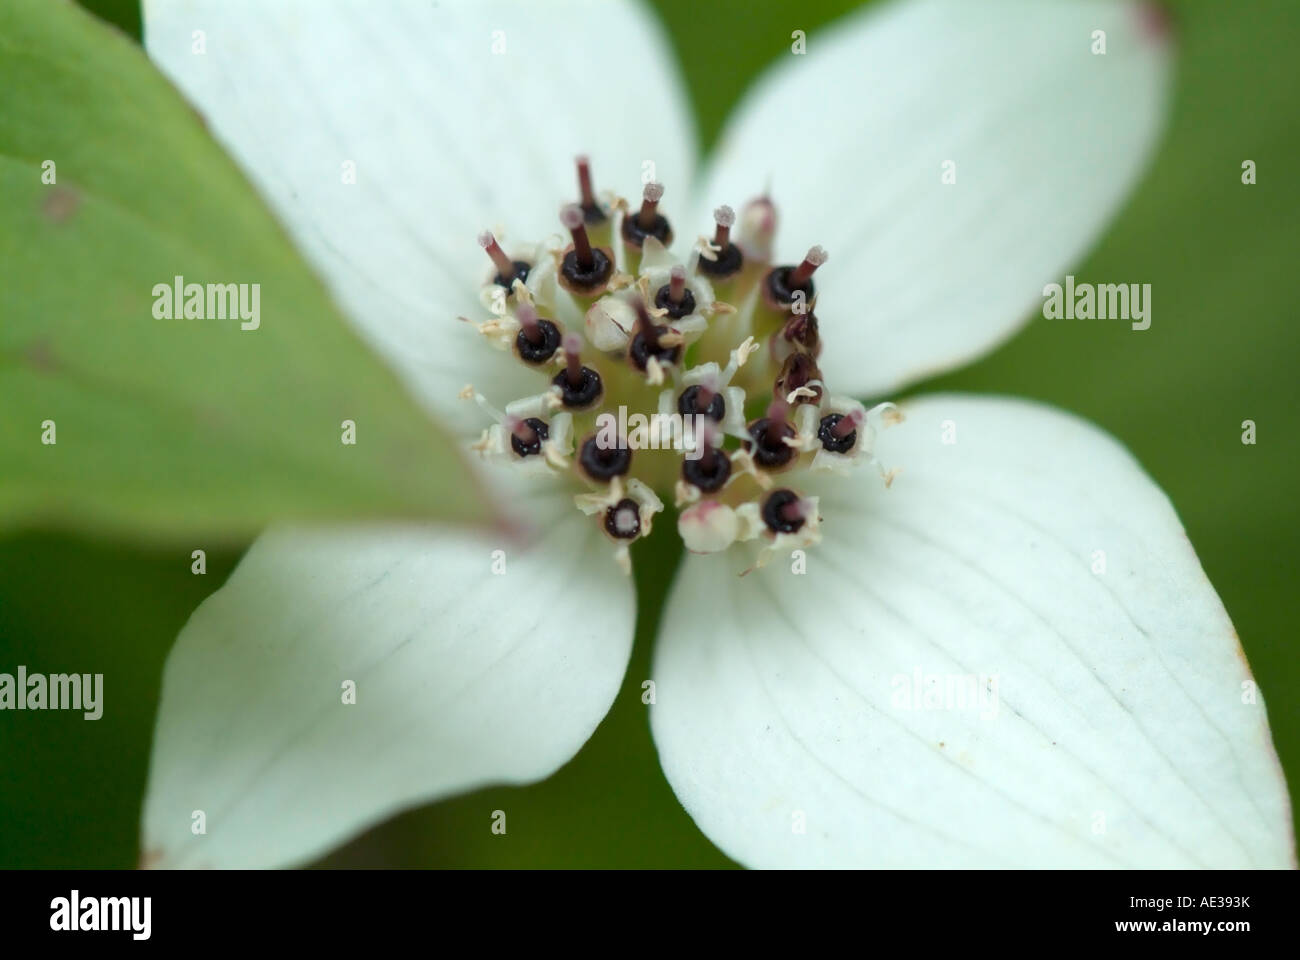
0,0,1295,867
69,0,139,39
1,0,493,541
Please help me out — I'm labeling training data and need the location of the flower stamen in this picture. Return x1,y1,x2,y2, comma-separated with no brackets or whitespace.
579,433,632,482
762,488,810,534
819,409,863,453
506,415,549,458
628,298,682,372
621,181,673,248
766,244,828,308
654,264,696,319
681,422,732,493
678,382,724,422
605,498,642,539
746,397,798,469
551,332,604,409
560,204,614,293
478,230,529,288
698,205,744,278
515,302,561,364
575,155,606,224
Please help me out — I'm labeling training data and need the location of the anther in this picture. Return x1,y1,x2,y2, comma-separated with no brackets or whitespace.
678,383,725,422
628,299,682,371
575,155,606,224
506,415,549,458
621,182,673,248
604,498,642,540
654,265,696,320
762,488,810,534
818,410,864,453
579,433,632,482
514,303,561,364
766,244,827,308
560,204,614,293
698,204,743,278
745,398,798,469
479,231,530,288
551,333,603,409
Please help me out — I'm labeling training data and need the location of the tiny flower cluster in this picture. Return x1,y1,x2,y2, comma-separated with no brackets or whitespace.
461,157,899,573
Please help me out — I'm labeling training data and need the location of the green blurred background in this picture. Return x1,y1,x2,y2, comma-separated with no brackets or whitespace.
1,0,1296,867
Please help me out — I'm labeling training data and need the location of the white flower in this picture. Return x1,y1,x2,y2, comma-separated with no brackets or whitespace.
138,0,1294,868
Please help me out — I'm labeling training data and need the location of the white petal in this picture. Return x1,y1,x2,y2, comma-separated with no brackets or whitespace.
651,395,1293,867
694,0,1170,397
141,479,633,868
143,0,697,421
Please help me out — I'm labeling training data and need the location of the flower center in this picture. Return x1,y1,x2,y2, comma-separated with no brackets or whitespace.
462,157,900,573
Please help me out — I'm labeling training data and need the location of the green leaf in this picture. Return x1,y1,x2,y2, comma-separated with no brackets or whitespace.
0,0,494,541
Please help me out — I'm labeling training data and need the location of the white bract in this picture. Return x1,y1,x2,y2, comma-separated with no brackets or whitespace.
139,0,1294,868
